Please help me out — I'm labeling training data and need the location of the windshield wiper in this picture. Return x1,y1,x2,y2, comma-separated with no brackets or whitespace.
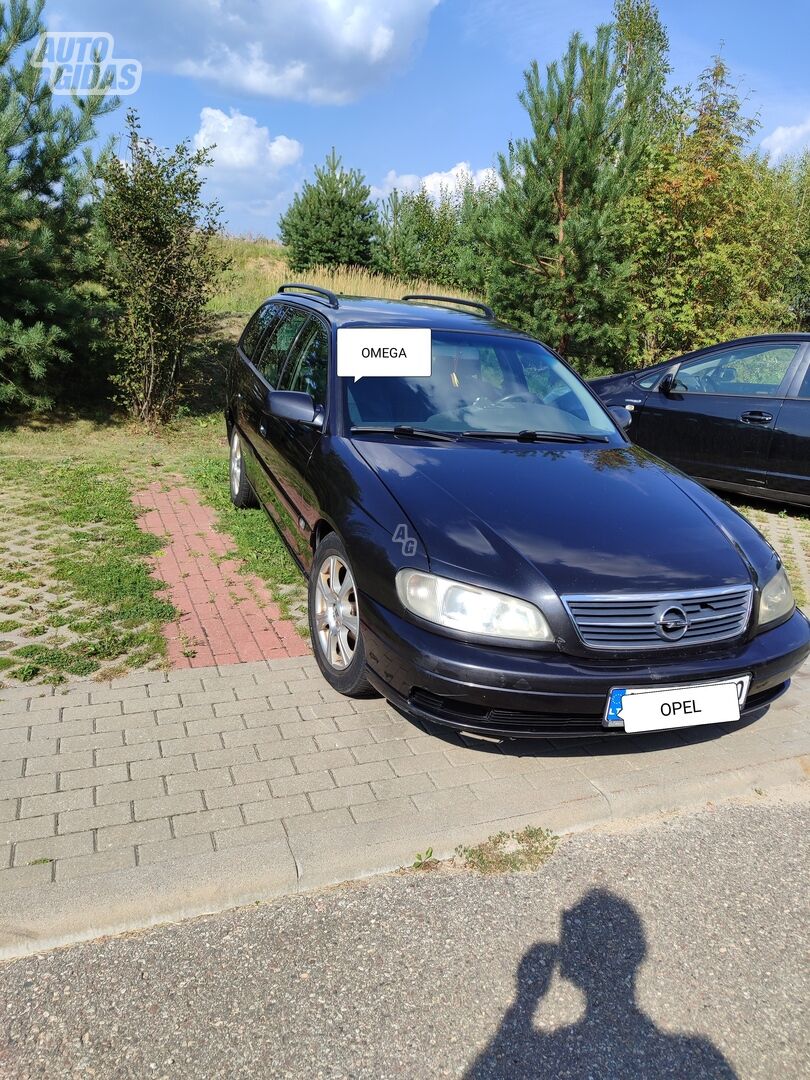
459,429,610,444
350,425,457,442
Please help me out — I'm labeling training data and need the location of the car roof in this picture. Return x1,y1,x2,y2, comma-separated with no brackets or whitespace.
267,291,532,338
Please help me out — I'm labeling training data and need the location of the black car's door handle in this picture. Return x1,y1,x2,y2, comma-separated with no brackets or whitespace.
739,410,773,425
259,422,268,438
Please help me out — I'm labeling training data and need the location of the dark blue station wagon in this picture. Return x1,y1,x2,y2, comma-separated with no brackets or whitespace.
225,285,809,739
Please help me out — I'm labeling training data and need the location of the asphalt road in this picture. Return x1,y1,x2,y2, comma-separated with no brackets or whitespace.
0,794,807,1080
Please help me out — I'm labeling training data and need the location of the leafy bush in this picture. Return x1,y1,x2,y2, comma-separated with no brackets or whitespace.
99,110,228,423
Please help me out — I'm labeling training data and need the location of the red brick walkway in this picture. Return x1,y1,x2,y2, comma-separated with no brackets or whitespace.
133,482,310,669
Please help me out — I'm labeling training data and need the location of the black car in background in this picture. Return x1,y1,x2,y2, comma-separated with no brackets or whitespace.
225,289,809,739
590,334,810,507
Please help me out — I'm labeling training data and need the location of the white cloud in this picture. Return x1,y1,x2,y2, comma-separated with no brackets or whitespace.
51,1,440,104
192,108,303,230
194,108,302,172
761,116,810,161
372,161,501,200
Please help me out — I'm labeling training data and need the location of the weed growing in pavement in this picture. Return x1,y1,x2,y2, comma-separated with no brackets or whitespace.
412,847,437,870
456,826,559,874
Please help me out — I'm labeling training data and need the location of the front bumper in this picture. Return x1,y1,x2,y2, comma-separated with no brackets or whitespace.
361,597,810,737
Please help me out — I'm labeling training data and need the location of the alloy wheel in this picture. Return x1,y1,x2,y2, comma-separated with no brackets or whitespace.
314,554,359,670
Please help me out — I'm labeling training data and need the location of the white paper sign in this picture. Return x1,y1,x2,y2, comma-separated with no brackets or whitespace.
337,328,432,382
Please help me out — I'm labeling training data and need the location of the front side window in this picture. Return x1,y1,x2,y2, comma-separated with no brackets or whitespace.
255,308,310,387
343,331,615,437
673,344,798,397
282,318,329,407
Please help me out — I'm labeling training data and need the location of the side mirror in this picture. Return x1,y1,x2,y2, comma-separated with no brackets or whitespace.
266,390,323,427
609,405,632,430
658,366,680,396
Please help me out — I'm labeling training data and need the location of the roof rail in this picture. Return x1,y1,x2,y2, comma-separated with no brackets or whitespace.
277,283,340,309
401,294,495,320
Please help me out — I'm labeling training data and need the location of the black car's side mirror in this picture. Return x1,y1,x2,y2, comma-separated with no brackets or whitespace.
609,405,632,430
658,366,681,396
266,390,324,428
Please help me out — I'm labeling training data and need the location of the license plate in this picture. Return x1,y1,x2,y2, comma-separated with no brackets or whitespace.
604,675,752,733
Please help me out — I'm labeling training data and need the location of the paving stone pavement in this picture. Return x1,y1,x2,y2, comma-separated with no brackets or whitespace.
0,655,806,960
133,482,309,668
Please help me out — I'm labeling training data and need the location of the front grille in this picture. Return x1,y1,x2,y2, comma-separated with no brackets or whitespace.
563,585,753,651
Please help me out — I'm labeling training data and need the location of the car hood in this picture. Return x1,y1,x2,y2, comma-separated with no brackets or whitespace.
353,439,754,597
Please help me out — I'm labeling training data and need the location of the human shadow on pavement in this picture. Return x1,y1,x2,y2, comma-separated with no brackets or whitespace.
466,889,737,1079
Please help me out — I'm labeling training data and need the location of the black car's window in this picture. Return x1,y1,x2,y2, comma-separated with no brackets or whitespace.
636,371,660,389
344,331,615,436
239,303,280,364
673,343,798,396
797,363,810,399
255,308,309,387
281,318,329,407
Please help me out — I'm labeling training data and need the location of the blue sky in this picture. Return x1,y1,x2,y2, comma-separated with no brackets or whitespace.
47,0,810,236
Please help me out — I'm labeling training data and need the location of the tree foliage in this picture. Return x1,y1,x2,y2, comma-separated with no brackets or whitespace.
0,0,117,410
279,149,378,272
485,24,655,366
621,59,800,366
375,177,499,294
98,110,227,424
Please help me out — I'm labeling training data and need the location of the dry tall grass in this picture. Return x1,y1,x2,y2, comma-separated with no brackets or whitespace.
208,235,481,315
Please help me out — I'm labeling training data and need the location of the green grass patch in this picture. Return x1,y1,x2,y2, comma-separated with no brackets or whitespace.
0,458,175,682
187,455,302,594
0,619,20,633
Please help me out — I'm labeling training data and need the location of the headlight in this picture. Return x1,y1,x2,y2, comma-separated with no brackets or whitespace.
396,569,553,642
758,566,794,627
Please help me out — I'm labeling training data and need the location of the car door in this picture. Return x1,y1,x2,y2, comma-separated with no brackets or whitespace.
766,348,810,501
633,341,800,489
252,311,326,566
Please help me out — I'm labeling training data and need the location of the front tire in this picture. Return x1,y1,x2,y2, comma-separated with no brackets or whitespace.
229,429,257,508
308,534,375,698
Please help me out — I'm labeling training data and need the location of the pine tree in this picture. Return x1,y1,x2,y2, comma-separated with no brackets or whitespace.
279,149,378,272
486,25,653,369
0,0,117,410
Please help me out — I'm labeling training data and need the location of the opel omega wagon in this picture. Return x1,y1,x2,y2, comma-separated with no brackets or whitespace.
224,286,810,738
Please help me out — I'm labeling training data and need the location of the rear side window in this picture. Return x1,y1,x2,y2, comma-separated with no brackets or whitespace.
255,308,309,386
239,303,280,363
281,318,329,407
798,363,810,399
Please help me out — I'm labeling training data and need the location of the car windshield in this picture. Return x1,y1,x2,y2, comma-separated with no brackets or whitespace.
343,331,616,438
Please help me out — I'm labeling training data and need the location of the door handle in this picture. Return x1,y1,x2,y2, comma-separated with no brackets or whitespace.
259,422,268,438
739,410,773,425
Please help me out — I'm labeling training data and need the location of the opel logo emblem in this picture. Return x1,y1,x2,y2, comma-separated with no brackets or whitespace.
654,604,689,641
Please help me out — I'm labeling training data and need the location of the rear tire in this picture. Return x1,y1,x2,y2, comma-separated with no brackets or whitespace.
308,533,376,698
229,429,258,508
